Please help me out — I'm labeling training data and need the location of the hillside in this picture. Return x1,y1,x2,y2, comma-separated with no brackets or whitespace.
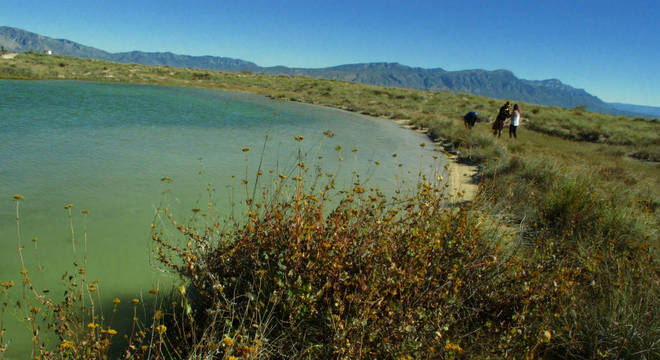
0,25,641,116
261,64,616,113
0,26,259,72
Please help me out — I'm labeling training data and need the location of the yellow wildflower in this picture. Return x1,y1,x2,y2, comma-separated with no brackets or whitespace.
13,194,24,200
444,342,463,352
155,324,166,335
222,337,234,347
543,330,552,342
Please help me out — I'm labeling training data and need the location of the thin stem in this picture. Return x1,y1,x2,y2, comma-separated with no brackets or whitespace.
68,208,76,254
16,200,26,271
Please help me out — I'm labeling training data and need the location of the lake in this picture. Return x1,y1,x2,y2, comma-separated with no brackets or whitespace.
0,80,442,356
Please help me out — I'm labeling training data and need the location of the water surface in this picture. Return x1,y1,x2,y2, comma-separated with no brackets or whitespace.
0,80,442,355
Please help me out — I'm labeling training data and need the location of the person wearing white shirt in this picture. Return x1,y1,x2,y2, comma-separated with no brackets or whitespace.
509,104,521,139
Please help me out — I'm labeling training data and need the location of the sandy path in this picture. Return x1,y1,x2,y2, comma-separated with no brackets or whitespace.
394,119,478,202
445,154,478,202
1,53,18,59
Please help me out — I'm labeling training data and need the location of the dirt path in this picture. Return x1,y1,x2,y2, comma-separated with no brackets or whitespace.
1,53,18,59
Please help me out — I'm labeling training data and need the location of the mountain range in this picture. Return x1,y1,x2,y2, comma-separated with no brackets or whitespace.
1,26,657,118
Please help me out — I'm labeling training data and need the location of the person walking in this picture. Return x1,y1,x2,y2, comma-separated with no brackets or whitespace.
492,101,510,137
509,104,521,139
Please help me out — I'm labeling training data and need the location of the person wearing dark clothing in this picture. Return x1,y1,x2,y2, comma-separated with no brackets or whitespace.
492,101,510,137
463,110,479,129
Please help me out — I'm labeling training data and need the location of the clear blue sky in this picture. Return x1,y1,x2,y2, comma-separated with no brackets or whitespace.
2,0,659,106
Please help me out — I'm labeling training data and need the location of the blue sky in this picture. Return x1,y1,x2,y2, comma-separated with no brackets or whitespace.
2,0,659,106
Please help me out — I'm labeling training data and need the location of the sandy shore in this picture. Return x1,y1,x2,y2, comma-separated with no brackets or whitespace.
394,119,478,202
445,154,478,202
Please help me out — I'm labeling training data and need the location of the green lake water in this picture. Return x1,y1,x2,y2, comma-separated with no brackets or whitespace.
0,80,443,356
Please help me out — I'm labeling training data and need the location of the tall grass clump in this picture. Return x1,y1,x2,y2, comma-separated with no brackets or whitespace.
476,156,659,359
152,169,531,358
146,139,660,359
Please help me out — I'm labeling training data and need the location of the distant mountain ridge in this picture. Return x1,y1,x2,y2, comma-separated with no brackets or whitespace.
608,103,660,118
267,64,610,113
0,26,652,117
0,26,260,72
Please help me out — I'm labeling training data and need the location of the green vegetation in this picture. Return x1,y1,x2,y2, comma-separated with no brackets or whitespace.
1,53,658,359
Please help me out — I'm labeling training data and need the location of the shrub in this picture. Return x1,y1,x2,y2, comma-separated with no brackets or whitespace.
476,157,659,358
151,171,547,358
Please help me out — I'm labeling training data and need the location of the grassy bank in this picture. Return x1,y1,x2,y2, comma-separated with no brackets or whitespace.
1,53,658,359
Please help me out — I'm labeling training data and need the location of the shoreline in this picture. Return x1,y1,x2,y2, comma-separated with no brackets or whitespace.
0,70,479,201
394,119,478,202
